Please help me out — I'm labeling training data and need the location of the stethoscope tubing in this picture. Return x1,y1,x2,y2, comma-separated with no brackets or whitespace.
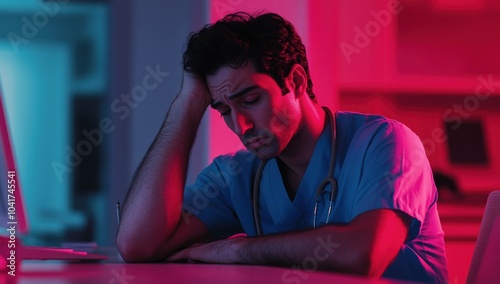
252,107,338,236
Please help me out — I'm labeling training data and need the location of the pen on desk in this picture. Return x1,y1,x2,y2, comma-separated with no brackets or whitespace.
116,202,121,225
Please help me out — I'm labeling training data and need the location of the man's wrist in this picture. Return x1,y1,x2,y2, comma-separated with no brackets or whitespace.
175,90,210,113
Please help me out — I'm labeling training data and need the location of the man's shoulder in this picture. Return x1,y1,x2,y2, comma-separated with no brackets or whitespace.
336,110,393,125
336,111,409,134
335,111,419,150
204,150,259,187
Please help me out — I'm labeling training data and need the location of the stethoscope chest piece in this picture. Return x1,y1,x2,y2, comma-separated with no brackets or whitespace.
313,176,338,229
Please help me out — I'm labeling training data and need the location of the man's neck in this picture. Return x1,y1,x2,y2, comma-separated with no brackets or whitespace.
277,104,327,198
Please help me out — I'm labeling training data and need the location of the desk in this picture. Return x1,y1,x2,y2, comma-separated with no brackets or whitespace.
1,261,415,284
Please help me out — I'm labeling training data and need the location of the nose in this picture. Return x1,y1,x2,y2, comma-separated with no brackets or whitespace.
231,110,253,136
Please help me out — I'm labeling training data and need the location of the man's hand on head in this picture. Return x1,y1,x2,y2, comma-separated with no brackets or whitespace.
179,71,212,109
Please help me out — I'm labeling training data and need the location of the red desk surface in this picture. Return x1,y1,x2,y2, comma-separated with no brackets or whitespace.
1,261,416,284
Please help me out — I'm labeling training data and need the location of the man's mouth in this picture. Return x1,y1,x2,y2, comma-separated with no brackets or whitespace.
245,137,265,150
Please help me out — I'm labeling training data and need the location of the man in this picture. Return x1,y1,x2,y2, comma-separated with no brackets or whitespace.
116,12,448,282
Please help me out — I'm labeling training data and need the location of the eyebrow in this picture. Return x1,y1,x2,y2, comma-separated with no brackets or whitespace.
210,85,259,109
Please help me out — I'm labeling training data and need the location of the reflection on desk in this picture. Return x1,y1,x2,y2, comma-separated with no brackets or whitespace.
2,261,415,284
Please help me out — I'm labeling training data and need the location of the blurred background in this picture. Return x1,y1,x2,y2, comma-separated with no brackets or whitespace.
0,0,499,282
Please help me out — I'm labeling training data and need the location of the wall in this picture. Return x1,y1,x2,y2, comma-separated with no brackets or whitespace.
338,0,500,192
335,1,500,282
108,0,210,246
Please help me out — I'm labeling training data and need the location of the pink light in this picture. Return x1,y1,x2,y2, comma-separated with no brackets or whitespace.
432,0,486,10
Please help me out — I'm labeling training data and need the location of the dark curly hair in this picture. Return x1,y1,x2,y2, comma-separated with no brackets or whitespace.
183,12,315,100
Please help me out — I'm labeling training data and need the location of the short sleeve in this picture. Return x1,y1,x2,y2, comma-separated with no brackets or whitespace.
351,120,437,240
183,158,243,240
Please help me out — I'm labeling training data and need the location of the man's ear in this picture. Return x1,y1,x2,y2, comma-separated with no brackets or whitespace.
286,64,308,98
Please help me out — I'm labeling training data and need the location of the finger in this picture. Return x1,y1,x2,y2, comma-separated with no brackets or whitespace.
166,250,188,262
227,233,247,239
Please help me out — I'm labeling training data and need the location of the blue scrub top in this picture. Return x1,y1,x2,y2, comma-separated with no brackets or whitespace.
183,111,448,283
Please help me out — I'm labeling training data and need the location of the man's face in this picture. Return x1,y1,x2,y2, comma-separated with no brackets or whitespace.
207,63,301,160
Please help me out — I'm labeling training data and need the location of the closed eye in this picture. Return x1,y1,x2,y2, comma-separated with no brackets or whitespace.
241,96,259,106
217,95,259,117
219,107,231,117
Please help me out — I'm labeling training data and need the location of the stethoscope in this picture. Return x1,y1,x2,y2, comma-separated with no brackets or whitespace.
252,107,338,236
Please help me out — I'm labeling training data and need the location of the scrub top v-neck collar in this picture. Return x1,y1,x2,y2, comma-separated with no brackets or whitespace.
258,119,333,232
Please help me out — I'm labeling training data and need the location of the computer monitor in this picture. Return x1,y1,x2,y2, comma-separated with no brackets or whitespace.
0,86,28,236
445,119,489,165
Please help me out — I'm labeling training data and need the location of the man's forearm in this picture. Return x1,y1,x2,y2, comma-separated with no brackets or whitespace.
116,91,209,262
167,209,409,278
241,210,408,277
240,226,359,273
167,225,363,273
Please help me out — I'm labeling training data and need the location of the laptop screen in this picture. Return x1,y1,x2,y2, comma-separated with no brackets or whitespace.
0,87,28,235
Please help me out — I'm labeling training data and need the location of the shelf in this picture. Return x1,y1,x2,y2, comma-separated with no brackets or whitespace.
339,73,500,96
